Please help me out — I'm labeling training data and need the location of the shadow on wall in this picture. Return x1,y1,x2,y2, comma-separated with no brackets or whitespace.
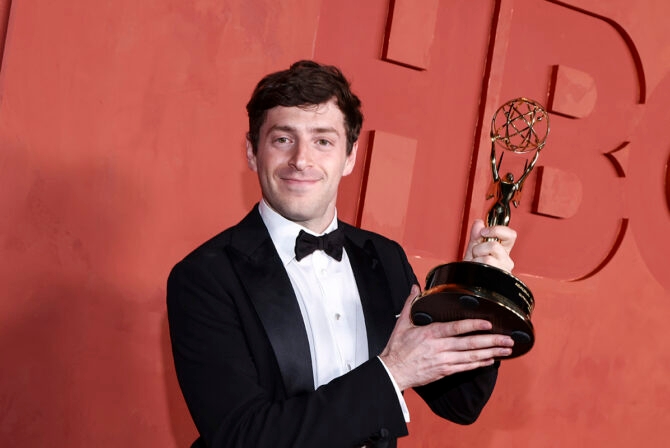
0,145,196,446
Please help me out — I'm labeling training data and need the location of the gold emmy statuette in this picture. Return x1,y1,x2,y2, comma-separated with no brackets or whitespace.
410,98,550,358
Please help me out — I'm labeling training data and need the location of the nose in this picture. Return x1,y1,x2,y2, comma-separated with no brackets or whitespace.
288,139,311,170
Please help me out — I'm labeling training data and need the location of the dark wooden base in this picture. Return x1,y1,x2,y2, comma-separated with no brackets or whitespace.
410,261,535,358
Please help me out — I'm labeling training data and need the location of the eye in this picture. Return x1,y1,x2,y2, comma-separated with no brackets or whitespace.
271,136,295,148
316,138,332,147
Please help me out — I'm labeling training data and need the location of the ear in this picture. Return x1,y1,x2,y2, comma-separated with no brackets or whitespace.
246,138,258,172
342,141,358,177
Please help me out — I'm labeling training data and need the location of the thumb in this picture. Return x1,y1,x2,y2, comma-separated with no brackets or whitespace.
470,219,486,241
464,219,486,260
397,284,421,323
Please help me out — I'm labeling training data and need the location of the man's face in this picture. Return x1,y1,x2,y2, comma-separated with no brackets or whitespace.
247,98,357,233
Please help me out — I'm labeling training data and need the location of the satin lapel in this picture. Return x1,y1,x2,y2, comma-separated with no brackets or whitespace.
344,236,398,359
227,208,314,396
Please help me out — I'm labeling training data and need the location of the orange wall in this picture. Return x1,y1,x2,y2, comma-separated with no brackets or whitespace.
0,0,668,447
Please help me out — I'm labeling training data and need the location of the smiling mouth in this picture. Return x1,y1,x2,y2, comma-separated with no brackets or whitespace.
280,175,322,183
283,177,317,182
279,177,321,191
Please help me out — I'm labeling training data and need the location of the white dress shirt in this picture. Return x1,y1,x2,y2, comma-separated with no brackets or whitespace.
258,200,409,421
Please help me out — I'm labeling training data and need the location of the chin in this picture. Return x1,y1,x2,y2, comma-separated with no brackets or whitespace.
268,201,308,220
266,194,330,223
281,208,316,223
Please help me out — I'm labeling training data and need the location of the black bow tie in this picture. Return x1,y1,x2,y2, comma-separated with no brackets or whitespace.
294,228,345,261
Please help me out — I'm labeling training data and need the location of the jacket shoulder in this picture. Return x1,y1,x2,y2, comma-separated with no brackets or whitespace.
173,205,265,269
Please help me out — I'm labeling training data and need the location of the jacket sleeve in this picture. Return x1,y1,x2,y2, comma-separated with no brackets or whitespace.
413,363,499,424
382,238,500,425
167,256,408,448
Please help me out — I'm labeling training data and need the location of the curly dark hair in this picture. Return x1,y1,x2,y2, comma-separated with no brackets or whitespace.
246,60,363,155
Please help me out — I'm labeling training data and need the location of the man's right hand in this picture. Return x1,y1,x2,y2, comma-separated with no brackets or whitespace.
379,285,515,391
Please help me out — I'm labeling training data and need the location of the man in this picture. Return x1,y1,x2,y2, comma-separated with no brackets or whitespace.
167,60,517,448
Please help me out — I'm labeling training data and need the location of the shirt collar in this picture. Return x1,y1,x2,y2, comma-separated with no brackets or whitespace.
258,199,339,266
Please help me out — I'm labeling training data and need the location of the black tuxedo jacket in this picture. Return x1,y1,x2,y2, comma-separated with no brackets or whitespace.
167,206,498,448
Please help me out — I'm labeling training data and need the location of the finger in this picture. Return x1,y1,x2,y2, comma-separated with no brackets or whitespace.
444,346,512,367
469,255,514,273
442,358,497,373
470,240,509,261
449,333,515,352
429,319,493,338
468,238,515,272
481,225,517,251
452,346,514,364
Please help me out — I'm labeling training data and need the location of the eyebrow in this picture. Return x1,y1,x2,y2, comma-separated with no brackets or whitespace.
268,124,340,136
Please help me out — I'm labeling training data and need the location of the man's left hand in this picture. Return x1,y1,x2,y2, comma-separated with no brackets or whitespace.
462,219,517,273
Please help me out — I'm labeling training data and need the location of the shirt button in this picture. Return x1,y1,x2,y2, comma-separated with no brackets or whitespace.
347,363,352,371
334,313,341,320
